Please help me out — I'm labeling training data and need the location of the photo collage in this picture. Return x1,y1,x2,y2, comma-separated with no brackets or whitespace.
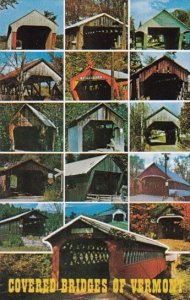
0,0,190,299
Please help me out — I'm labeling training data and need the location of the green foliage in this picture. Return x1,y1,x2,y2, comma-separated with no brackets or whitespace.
0,0,18,9
44,180,62,201
180,103,190,134
0,254,52,292
66,0,128,24
44,11,57,23
55,35,63,49
65,52,128,99
3,234,24,247
172,9,190,27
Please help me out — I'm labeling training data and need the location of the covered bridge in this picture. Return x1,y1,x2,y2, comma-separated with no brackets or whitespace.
68,104,125,152
0,59,63,101
70,66,128,101
65,155,124,201
137,162,190,197
152,205,186,240
44,215,168,284
7,10,57,50
0,210,47,242
96,209,127,223
145,106,180,146
0,159,54,197
66,13,127,50
135,10,190,50
131,56,190,100
9,104,57,151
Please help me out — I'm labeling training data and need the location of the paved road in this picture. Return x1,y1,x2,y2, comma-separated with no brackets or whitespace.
0,196,44,202
130,194,174,202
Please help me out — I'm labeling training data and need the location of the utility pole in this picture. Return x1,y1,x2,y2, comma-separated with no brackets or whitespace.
162,153,170,200
122,2,127,50
111,51,115,100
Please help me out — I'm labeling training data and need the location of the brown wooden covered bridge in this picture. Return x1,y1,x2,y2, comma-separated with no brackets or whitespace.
66,13,127,50
44,215,168,284
68,104,125,152
145,106,180,146
0,159,54,197
0,59,63,101
7,10,57,50
9,104,57,151
65,155,124,202
131,55,190,100
0,210,47,242
135,10,190,50
70,66,128,101
137,162,190,198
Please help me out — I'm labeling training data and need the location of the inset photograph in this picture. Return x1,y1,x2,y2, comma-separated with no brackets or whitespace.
0,154,63,202
66,203,128,230
65,103,128,152
131,0,190,50
0,103,63,152
65,154,128,202
65,52,128,101
130,203,190,251
0,0,63,50
130,52,190,100
130,102,190,152
130,153,190,202
0,52,63,101
0,203,63,251
65,0,128,50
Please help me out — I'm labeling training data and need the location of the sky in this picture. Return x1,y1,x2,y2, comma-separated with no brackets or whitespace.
12,203,63,213
131,102,183,116
130,153,190,169
0,51,63,74
66,203,115,218
131,0,190,29
0,0,63,35
141,52,190,71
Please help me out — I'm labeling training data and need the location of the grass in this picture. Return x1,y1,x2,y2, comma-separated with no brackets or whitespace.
158,239,190,251
109,221,128,230
0,245,49,251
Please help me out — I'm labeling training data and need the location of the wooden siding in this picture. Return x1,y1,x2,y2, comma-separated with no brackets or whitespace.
146,108,180,129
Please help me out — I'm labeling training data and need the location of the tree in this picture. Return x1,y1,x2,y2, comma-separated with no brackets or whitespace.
144,55,157,65
130,155,144,178
44,10,57,23
174,155,190,182
180,103,190,134
130,52,143,74
0,0,18,10
172,9,190,27
165,52,177,60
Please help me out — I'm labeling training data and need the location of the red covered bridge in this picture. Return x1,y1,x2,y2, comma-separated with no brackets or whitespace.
44,215,168,285
70,66,128,101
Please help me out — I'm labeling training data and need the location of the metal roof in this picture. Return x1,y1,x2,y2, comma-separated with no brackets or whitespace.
19,104,56,129
44,215,168,250
156,163,190,186
0,210,47,225
95,68,128,80
66,155,107,176
66,13,126,29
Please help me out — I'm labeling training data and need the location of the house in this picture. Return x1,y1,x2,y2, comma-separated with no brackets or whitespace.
70,66,128,100
7,10,57,50
145,106,180,145
0,159,54,197
137,162,190,198
44,215,168,284
68,103,125,152
65,155,124,201
9,104,57,151
66,13,127,50
0,210,47,242
0,59,63,101
135,10,190,50
131,56,190,100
